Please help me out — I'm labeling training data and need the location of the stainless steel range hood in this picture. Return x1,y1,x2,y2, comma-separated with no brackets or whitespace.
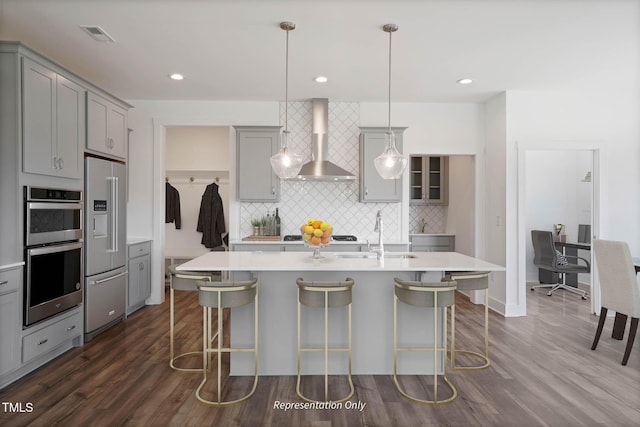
294,98,355,181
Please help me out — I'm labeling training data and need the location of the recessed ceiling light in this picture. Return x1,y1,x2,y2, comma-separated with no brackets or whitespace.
169,74,184,81
457,78,473,85
314,76,328,83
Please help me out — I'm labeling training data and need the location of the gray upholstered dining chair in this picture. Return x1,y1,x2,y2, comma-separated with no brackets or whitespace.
530,230,589,299
591,239,640,365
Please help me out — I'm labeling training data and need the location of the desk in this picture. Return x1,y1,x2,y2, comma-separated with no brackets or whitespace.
538,241,590,287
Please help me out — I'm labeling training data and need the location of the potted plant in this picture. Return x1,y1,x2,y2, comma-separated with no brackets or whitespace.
251,218,261,236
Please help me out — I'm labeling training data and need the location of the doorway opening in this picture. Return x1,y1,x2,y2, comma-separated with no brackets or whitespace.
518,143,601,316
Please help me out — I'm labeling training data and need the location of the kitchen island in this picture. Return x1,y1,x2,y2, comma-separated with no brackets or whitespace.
177,251,504,376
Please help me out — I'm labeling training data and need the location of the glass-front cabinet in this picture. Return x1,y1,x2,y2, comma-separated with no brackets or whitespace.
410,155,448,205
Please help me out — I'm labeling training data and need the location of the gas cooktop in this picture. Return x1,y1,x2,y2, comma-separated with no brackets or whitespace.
283,235,358,242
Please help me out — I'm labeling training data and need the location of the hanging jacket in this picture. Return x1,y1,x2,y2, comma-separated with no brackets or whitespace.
197,182,226,248
165,182,182,229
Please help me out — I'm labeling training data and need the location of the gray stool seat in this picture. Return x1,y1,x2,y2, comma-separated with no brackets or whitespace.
296,277,355,403
393,277,458,404
443,271,491,370
168,264,217,372
195,278,258,406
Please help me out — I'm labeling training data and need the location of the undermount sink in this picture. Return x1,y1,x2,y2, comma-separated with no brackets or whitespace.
384,253,416,259
334,253,416,259
334,253,375,259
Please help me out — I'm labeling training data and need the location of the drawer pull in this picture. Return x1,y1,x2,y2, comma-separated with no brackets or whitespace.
38,339,48,346
67,325,76,332
0,280,8,286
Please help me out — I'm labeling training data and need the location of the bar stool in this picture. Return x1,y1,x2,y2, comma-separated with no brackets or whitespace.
443,271,491,370
296,277,355,403
168,264,217,372
195,278,258,406
393,277,457,404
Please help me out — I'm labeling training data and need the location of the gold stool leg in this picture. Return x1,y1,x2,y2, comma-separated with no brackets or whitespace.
297,288,354,403
169,286,204,372
196,287,259,406
451,289,490,370
393,294,457,404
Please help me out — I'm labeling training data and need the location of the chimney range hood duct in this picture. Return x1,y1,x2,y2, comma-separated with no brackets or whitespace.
293,98,355,181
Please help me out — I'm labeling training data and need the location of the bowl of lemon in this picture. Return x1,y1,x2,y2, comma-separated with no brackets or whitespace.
300,218,332,258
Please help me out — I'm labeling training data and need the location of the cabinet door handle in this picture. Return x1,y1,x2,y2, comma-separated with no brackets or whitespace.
58,157,64,170
38,338,48,346
139,262,144,271
52,156,58,169
0,280,8,286
271,187,276,195
364,187,368,196
66,325,76,332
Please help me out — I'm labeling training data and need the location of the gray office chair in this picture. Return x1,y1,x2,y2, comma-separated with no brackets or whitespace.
530,230,589,299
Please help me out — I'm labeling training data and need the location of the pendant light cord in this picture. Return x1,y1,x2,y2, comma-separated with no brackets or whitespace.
388,28,392,133
284,26,289,135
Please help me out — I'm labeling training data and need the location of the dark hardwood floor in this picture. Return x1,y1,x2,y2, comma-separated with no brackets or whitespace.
1,286,639,427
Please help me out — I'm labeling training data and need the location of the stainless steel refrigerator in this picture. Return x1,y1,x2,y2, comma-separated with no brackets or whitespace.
84,157,127,341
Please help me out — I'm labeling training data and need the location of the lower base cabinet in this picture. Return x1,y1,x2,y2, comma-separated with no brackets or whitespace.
127,241,151,315
22,310,83,364
0,267,21,377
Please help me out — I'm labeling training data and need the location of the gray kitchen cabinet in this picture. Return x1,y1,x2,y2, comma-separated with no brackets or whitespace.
409,234,455,252
234,126,281,202
410,156,449,205
22,57,84,179
359,127,406,202
127,241,151,315
87,91,128,159
231,243,284,252
21,308,83,364
0,267,21,377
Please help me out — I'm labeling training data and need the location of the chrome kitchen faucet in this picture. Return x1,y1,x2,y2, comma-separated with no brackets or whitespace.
369,210,384,259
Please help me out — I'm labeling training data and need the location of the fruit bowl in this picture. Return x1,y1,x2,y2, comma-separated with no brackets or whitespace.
300,218,332,258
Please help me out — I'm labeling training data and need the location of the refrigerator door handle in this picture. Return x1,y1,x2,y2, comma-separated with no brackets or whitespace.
89,271,128,285
107,176,119,253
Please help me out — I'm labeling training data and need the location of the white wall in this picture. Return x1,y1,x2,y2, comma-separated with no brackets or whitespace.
509,89,640,315
446,156,475,256
126,100,279,304
510,89,639,251
482,93,508,314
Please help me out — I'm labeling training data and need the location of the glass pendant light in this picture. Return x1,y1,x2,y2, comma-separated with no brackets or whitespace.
270,21,303,179
374,24,407,180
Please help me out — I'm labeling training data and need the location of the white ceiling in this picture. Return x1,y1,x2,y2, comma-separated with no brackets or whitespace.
1,0,638,103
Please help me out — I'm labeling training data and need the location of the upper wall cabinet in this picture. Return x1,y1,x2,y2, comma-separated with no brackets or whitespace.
409,155,449,206
235,126,281,202
22,58,84,179
359,127,406,202
87,92,127,160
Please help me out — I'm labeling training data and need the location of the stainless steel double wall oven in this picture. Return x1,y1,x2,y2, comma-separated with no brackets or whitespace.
24,186,83,326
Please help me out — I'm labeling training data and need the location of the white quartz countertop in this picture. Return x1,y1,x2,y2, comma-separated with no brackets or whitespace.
409,233,455,237
176,251,504,273
127,237,152,245
230,240,409,245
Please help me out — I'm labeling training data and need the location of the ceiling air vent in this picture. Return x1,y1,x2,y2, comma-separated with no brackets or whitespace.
79,25,115,42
